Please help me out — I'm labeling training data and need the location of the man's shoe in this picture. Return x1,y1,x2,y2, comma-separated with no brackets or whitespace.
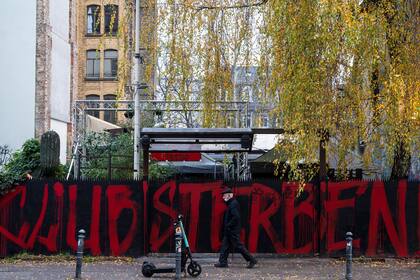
214,263,228,268
247,259,257,269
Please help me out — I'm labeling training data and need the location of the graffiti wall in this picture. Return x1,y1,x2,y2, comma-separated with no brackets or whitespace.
0,179,418,257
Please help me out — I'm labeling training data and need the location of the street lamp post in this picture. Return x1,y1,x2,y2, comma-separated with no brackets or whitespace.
133,0,147,179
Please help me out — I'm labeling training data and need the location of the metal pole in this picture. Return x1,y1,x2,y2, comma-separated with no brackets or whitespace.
133,0,143,180
174,221,182,280
108,144,112,180
81,111,87,179
143,145,149,181
245,102,249,128
75,229,86,279
141,135,150,181
134,0,147,179
319,139,326,181
74,145,80,180
133,0,141,180
66,142,79,180
345,232,353,280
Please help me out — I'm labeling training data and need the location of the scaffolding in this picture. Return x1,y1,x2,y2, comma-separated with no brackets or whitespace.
223,152,251,181
70,100,252,180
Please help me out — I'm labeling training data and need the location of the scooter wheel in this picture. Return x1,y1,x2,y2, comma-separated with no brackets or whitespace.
187,261,202,277
141,262,156,277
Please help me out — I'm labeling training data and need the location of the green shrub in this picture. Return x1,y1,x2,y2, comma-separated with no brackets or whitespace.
149,162,176,181
0,138,67,194
0,139,40,194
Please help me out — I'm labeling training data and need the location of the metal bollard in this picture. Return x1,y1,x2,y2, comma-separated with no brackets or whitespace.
345,232,353,280
75,229,86,279
174,221,182,280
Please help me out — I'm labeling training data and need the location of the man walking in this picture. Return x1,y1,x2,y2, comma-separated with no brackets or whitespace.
214,187,257,268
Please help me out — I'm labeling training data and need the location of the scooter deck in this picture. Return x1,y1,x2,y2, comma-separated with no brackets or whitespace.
150,267,182,273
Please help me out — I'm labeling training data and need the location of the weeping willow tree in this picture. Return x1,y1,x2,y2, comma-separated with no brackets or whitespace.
361,0,419,179
153,0,258,127
266,0,419,180
118,0,419,181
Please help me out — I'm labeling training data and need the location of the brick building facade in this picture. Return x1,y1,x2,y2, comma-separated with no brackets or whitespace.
75,0,156,123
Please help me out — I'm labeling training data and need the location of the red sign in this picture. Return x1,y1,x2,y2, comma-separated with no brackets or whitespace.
150,152,201,161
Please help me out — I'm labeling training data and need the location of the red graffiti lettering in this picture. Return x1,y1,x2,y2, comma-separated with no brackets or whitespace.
246,183,283,253
367,180,407,256
107,185,138,256
143,181,149,254
149,181,177,252
66,185,77,251
282,182,316,254
322,181,368,253
26,185,49,249
37,182,64,252
0,179,417,257
179,181,221,252
87,185,102,255
210,185,227,251
0,186,28,248
66,185,102,255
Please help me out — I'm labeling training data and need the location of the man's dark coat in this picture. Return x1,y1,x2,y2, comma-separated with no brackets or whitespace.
223,198,242,235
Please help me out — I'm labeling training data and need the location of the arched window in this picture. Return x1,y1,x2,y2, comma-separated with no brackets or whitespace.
86,94,100,118
86,50,100,78
104,50,118,78
104,94,117,123
86,5,101,34
105,5,118,34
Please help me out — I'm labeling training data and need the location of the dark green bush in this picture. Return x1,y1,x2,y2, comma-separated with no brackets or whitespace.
0,138,66,194
0,139,40,194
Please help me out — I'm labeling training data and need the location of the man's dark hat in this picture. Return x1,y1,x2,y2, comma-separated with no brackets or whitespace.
221,187,233,194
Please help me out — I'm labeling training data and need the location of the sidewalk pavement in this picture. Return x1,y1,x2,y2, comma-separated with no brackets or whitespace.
0,256,418,280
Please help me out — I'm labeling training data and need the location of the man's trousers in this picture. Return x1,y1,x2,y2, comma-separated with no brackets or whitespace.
218,232,254,265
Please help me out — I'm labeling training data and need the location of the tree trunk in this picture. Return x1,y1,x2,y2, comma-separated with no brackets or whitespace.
390,140,411,179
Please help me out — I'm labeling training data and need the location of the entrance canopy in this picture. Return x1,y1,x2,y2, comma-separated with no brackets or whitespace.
140,128,254,153
139,127,284,180
86,115,120,132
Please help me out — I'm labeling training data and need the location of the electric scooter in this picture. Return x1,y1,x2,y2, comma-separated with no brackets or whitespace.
142,215,202,278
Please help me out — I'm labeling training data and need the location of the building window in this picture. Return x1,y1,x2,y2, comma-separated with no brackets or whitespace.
87,5,101,34
104,50,118,78
86,50,100,78
261,114,269,128
104,94,117,123
104,5,118,34
86,95,100,118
